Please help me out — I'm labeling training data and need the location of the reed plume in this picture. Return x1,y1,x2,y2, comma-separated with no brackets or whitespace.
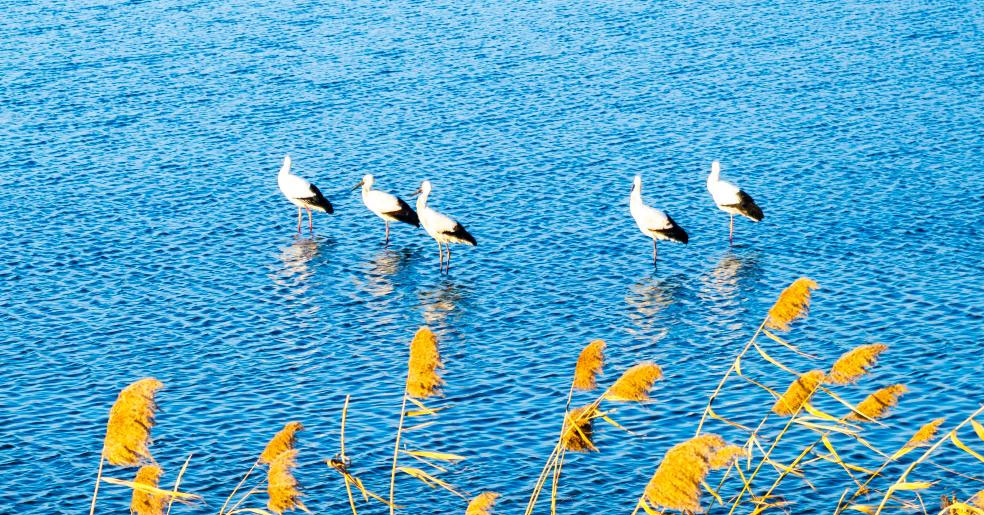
643,434,729,513
827,344,888,384
709,445,746,470
561,405,598,452
130,465,165,515
572,340,605,391
904,418,945,449
771,370,824,416
466,492,500,515
407,326,443,398
267,449,307,514
260,422,304,465
103,378,164,466
764,278,818,331
847,384,908,421
604,362,662,401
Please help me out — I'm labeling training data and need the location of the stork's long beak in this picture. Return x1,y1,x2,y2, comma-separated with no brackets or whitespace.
351,180,364,191
411,187,422,197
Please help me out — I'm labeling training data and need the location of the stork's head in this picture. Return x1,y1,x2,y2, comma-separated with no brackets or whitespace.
352,174,375,191
412,180,432,197
632,175,642,193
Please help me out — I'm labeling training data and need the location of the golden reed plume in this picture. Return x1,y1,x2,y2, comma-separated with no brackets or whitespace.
103,378,164,466
267,449,307,514
130,465,165,515
465,492,500,515
643,434,731,513
827,344,888,384
260,421,304,465
765,278,819,331
562,405,598,452
904,418,945,449
407,326,443,398
772,370,824,416
604,362,662,401
572,340,605,391
847,384,908,421
709,445,747,470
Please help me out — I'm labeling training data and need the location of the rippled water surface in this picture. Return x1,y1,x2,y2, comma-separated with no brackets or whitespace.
2,0,983,513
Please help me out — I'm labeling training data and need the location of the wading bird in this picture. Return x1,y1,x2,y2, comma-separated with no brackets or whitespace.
277,155,334,234
353,174,419,245
629,175,689,267
706,160,764,244
413,180,476,271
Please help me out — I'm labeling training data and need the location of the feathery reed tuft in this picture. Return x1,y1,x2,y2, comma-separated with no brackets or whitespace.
130,465,165,515
643,434,729,513
604,362,663,401
709,445,747,470
827,344,888,384
260,421,304,465
904,418,945,449
765,278,819,331
562,405,598,452
771,370,824,416
407,326,443,398
572,339,605,391
847,384,908,421
267,449,307,514
465,492,500,515
103,378,164,466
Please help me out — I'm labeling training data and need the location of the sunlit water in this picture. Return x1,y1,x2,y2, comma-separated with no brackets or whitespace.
2,1,983,513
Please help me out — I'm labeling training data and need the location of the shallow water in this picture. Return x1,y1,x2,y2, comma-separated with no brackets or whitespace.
2,0,983,513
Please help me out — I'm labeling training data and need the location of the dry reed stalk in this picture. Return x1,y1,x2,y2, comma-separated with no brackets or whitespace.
466,492,500,515
572,340,605,391
643,434,730,513
826,344,888,384
905,418,946,449
604,362,663,401
407,327,443,398
764,278,818,331
131,465,165,515
771,370,824,416
260,422,304,465
267,449,307,514
847,384,907,421
561,405,598,452
104,378,164,466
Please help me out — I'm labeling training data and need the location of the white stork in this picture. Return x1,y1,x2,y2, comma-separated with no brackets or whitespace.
706,160,764,245
629,175,689,267
413,180,476,271
352,174,419,245
277,155,334,234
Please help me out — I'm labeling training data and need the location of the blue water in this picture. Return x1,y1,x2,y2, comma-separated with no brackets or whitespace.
2,0,983,513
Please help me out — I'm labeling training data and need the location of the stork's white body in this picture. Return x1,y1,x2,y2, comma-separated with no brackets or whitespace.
277,155,333,233
706,160,764,244
416,180,476,271
357,174,419,244
629,175,688,267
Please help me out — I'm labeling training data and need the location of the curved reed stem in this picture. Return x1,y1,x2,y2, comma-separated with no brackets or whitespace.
340,395,358,515
694,320,767,436
389,390,410,515
89,454,105,515
219,461,258,515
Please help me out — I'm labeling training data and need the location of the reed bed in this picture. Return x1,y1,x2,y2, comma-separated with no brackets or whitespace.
84,276,984,515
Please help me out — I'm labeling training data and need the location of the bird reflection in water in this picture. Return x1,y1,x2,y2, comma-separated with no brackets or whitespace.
352,247,413,298
625,274,685,338
271,237,324,304
699,251,762,325
418,279,467,326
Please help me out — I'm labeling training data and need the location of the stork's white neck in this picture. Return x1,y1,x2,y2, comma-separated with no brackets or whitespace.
630,177,643,207
708,161,721,185
416,189,429,211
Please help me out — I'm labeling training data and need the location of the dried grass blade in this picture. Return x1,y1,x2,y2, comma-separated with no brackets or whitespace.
101,477,202,502
396,467,464,497
401,450,466,462
762,329,817,358
951,433,984,464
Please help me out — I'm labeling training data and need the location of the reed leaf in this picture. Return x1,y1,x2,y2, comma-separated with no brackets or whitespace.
260,422,303,465
466,492,499,515
604,362,662,401
771,370,824,416
103,378,164,466
408,327,443,398
267,449,308,514
827,344,888,384
131,465,165,515
847,385,907,421
765,278,819,331
573,340,605,391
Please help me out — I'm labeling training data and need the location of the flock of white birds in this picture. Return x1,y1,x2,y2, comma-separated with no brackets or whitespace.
277,155,763,270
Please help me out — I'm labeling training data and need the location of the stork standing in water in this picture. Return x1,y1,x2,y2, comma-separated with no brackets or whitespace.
277,155,334,234
413,180,476,271
629,175,689,267
352,174,419,245
706,160,764,245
